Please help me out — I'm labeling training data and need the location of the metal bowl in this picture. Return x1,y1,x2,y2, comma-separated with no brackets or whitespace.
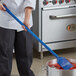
47,59,76,76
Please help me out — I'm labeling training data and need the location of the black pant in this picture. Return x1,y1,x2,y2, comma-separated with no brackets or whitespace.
0,27,34,76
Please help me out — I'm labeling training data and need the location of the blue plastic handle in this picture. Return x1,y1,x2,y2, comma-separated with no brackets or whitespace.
3,5,59,58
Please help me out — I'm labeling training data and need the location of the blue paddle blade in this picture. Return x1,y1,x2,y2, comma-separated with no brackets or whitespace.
57,57,73,70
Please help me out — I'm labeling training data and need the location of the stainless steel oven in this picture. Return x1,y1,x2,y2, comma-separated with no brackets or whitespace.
33,0,76,58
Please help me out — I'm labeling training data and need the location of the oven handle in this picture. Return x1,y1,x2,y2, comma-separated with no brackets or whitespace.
49,14,76,19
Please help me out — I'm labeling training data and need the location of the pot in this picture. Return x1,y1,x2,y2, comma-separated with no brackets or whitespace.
47,59,76,76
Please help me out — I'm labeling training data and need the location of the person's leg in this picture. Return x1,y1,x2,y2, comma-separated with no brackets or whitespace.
14,31,34,76
0,27,15,76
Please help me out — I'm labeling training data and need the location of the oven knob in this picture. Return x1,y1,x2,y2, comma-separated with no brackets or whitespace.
65,0,70,3
43,0,49,5
62,0,64,3
67,24,76,31
52,0,57,5
59,0,64,4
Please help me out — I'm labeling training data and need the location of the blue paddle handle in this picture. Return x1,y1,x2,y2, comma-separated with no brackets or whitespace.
3,5,59,58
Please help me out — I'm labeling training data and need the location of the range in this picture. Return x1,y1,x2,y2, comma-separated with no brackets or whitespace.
33,0,76,59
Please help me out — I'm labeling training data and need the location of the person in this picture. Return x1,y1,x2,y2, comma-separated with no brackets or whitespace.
0,0,36,76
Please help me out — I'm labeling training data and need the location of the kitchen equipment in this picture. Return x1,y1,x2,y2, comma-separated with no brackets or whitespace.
33,0,76,59
47,59,76,76
3,5,73,70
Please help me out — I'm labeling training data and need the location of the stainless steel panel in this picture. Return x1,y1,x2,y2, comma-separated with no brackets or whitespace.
42,7,76,43
33,0,76,54
42,40,76,51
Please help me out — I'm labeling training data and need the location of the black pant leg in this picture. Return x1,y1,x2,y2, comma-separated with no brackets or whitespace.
0,27,15,76
14,31,34,76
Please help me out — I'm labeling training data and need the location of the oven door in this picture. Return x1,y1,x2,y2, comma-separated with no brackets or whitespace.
42,7,76,44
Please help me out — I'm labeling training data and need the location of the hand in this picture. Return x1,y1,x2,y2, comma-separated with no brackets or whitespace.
22,7,32,31
22,20,30,31
0,3,6,11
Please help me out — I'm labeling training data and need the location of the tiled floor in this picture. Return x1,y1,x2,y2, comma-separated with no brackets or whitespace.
11,48,76,76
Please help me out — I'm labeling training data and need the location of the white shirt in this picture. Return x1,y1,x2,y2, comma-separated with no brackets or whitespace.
0,0,36,31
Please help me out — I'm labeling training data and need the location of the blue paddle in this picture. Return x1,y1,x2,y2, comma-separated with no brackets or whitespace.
3,5,73,70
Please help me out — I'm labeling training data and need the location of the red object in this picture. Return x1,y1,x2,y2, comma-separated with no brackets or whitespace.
56,0,57,4
68,26,71,31
46,1,48,4
48,61,76,70
69,0,70,2
62,0,64,3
